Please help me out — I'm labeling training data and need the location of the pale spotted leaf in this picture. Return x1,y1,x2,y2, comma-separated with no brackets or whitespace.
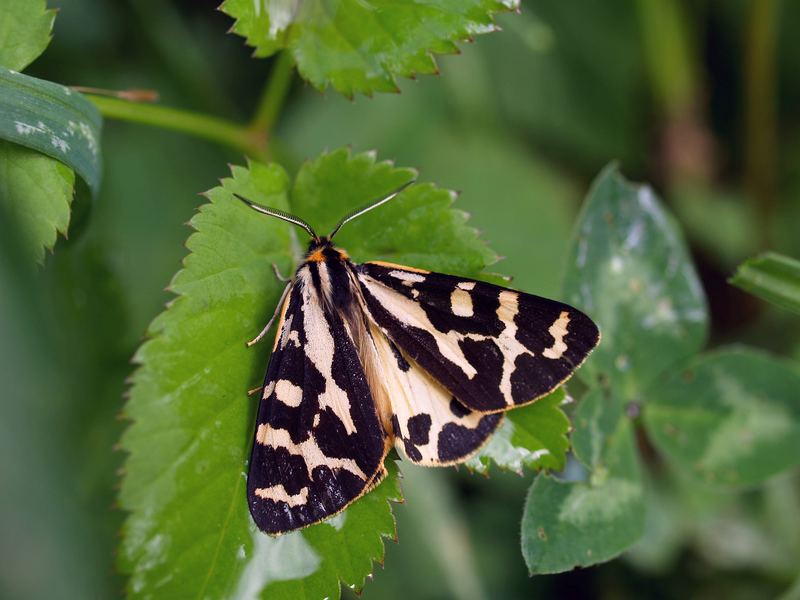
644,348,800,487
562,164,708,401
521,389,645,574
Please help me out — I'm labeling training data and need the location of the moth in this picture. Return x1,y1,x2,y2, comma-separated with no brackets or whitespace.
236,182,600,535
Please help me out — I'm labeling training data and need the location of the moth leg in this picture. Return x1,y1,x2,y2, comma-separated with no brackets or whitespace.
247,385,261,397
247,280,292,347
272,263,289,282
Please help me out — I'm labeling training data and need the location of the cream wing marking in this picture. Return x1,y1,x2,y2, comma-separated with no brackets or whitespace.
298,266,358,435
376,329,500,465
274,379,303,407
254,485,309,507
542,311,570,359
495,291,535,405
359,273,480,379
450,288,474,317
256,425,368,480
388,270,426,283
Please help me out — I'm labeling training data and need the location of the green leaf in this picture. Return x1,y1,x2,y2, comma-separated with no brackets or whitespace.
260,460,402,599
0,67,102,194
644,347,800,487
466,388,570,475
120,161,295,598
571,388,625,470
0,139,74,263
292,149,498,277
562,164,708,400
120,149,503,598
623,476,688,575
0,66,103,262
521,391,645,574
0,8,99,264
221,0,518,96
0,0,54,71
730,252,800,315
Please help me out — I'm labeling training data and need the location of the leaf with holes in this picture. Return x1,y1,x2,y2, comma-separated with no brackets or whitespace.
120,149,525,598
222,0,519,96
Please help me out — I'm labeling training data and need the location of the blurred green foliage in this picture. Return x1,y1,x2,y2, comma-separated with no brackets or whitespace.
2,0,800,599
731,252,800,314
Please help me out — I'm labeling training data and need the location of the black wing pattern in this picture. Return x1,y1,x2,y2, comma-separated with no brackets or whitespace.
247,265,388,534
357,312,503,466
355,261,600,413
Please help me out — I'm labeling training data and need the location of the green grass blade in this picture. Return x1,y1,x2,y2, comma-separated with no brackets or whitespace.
730,252,800,315
0,66,102,194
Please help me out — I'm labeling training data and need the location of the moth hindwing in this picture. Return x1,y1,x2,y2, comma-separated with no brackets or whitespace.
239,185,600,535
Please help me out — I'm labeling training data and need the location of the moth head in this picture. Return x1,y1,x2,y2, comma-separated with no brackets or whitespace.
306,236,331,253
233,179,415,245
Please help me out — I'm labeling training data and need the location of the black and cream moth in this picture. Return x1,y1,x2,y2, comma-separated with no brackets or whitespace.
236,183,600,535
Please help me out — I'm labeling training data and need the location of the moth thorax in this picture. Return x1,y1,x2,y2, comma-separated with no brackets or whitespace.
305,239,349,264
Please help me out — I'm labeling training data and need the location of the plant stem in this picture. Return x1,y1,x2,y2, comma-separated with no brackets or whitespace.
635,0,695,118
744,0,779,247
250,52,295,133
87,95,268,162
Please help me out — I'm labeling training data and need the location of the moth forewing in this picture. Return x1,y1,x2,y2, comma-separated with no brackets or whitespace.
354,262,600,414
247,260,389,535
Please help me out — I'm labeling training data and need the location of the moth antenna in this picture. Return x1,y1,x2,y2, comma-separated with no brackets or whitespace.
233,193,318,241
328,179,416,240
